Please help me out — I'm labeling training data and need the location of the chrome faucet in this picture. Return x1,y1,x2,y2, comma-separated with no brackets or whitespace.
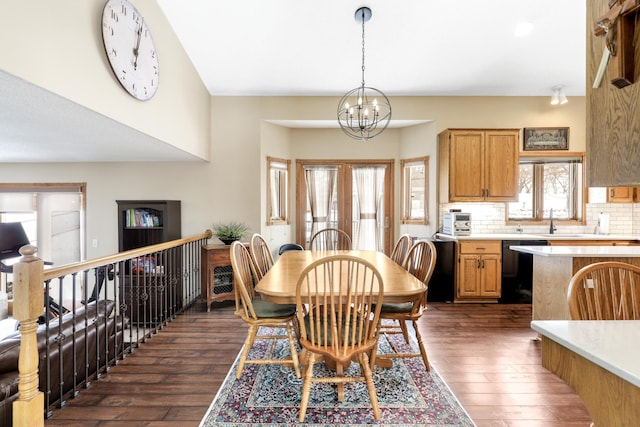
549,208,556,234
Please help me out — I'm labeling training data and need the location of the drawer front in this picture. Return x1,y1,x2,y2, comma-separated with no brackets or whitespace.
458,241,501,254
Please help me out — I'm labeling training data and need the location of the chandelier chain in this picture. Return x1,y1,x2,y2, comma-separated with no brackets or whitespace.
361,8,366,87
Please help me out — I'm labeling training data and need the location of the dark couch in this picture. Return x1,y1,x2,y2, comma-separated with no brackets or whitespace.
0,300,125,425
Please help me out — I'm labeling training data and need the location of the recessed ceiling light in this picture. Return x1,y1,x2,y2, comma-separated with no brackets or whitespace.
514,22,533,37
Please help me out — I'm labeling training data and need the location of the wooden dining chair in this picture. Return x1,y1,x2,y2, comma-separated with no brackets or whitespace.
249,233,274,281
295,254,384,421
308,228,352,250
390,233,412,265
229,241,301,379
379,239,437,370
567,261,640,320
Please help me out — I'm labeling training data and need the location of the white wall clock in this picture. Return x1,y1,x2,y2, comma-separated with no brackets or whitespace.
101,0,159,101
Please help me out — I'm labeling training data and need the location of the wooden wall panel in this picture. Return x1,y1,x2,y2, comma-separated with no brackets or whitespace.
587,0,640,186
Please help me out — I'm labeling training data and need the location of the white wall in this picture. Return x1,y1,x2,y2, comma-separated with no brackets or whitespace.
0,0,210,159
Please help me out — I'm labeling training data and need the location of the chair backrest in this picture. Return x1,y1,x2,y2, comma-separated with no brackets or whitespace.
308,228,352,250
249,233,274,281
567,261,640,320
278,243,304,255
390,234,412,265
230,241,259,320
403,239,437,311
403,239,437,284
295,255,383,365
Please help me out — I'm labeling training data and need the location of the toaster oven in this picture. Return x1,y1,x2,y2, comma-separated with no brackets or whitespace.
442,212,471,236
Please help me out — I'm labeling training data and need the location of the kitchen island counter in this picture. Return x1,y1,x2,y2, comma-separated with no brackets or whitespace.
435,233,639,242
511,245,640,320
531,320,640,426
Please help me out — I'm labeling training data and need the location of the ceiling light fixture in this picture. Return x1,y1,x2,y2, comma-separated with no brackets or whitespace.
550,86,568,105
337,6,391,141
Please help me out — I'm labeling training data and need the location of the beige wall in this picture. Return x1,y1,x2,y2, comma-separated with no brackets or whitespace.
0,0,210,159
0,1,587,257
0,95,586,259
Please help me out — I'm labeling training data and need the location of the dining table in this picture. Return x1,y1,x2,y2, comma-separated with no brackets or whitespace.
255,249,427,368
256,249,426,304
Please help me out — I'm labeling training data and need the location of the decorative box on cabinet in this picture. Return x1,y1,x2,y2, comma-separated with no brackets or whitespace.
455,240,501,303
116,200,182,325
201,244,241,312
439,129,519,202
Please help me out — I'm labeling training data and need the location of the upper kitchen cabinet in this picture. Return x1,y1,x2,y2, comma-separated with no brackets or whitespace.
439,129,520,202
606,187,635,203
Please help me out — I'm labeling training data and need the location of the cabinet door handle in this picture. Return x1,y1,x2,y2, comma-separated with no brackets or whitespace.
610,189,614,198
481,259,485,269
476,259,481,269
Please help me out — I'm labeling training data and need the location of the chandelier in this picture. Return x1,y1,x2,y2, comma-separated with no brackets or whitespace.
337,7,392,141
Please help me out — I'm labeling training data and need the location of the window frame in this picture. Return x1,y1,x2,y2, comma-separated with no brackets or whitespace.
506,152,586,225
400,156,429,225
266,156,291,225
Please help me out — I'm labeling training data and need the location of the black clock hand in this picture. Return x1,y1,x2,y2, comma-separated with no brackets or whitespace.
133,25,142,70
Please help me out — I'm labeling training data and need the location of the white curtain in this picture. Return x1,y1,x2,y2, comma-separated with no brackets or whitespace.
304,167,338,245
353,166,385,251
269,169,281,220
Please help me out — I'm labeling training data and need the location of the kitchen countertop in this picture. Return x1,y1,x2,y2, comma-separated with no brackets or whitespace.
531,320,640,388
435,233,639,241
510,245,640,257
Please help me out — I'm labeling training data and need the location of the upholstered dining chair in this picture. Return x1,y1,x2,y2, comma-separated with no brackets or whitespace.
308,228,352,250
295,254,384,421
249,233,274,281
278,243,304,255
390,233,412,265
379,239,437,370
567,261,640,320
229,241,301,379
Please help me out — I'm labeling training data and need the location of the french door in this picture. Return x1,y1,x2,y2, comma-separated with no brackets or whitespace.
295,159,394,254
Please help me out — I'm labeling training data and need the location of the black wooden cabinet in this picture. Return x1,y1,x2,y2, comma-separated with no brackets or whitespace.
116,200,181,325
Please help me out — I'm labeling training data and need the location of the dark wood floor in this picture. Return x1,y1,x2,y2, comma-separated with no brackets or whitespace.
44,301,592,427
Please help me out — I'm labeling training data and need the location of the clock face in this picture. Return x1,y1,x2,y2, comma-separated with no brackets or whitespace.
101,0,159,100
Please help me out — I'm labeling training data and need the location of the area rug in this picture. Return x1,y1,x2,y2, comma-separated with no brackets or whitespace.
200,325,475,427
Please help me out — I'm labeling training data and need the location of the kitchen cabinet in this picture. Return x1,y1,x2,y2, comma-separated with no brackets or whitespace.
606,187,634,203
605,186,640,203
439,129,519,202
455,240,501,302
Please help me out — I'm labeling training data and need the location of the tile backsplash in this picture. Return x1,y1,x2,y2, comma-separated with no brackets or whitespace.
439,202,640,236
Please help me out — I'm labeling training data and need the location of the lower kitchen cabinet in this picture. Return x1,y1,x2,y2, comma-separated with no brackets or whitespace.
456,240,501,302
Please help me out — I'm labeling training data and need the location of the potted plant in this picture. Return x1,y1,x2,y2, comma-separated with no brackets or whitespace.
213,221,249,245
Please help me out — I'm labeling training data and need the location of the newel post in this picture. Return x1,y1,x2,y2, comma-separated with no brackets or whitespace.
12,245,44,427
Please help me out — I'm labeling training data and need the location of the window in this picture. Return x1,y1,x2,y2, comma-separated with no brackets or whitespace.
400,157,428,224
507,154,584,222
0,183,86,297
266,157,290,225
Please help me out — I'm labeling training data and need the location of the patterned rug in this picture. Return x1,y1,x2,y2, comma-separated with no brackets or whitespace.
200,327,475,427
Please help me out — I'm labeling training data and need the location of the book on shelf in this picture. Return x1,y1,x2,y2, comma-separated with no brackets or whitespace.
125,208,160,228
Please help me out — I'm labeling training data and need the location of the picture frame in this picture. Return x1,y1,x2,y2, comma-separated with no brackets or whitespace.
523,127,569,151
